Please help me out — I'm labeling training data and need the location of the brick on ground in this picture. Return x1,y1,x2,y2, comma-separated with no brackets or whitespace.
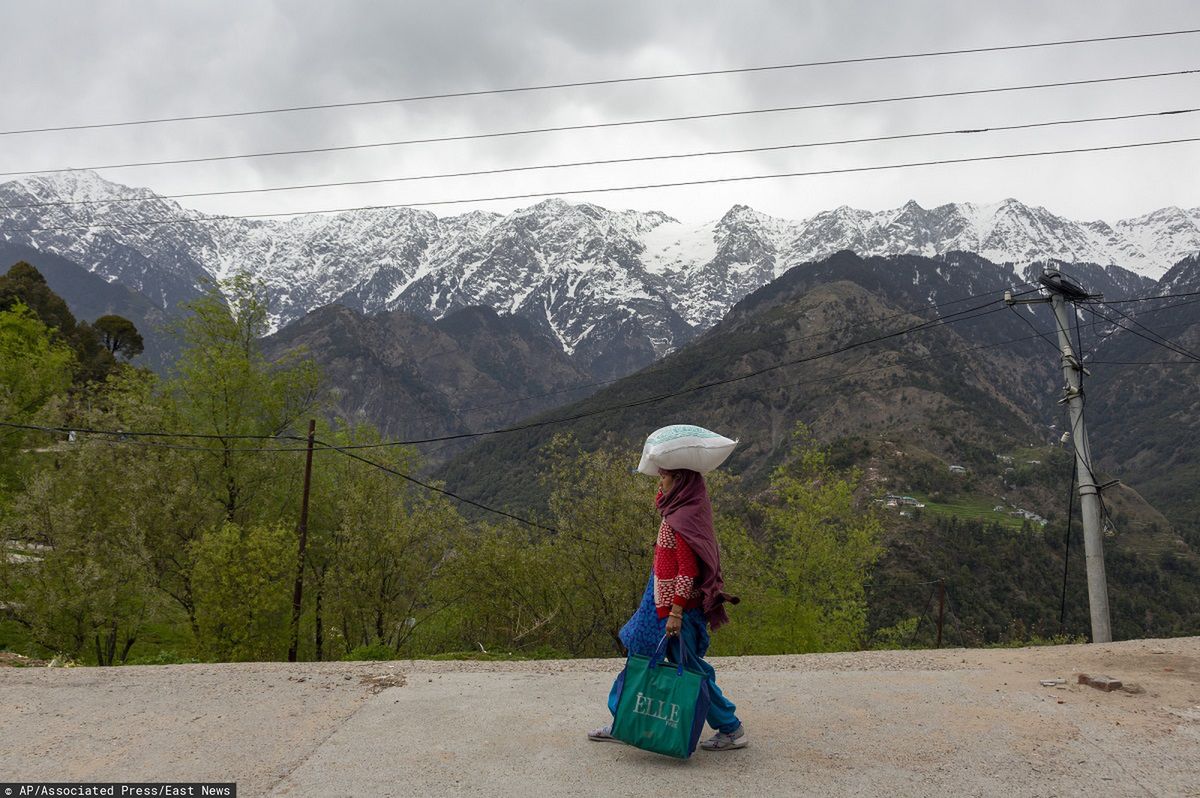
1077,673,1123,692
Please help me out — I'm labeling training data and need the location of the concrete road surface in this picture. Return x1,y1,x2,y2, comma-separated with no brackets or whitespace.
2,638,1198,797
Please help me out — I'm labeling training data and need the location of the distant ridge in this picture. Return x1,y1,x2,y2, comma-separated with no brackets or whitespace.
2,170,1197,378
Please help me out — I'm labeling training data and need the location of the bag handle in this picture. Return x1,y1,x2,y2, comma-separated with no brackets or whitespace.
649,634,671,669
651,629,695,677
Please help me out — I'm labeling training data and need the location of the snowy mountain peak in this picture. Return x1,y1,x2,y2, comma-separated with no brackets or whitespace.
2,171,1197,377
11,169,173,210
715,203,778,230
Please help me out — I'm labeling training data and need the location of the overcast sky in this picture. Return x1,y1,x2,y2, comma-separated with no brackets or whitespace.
2,1,1198,224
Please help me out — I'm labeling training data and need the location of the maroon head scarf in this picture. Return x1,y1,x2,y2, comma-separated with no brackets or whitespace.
656,468,739,630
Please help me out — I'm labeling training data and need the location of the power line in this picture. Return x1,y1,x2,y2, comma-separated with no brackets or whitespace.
1095,299,1200,361
346,317,1084,463
325,299,1012,449
1077,295,1200,360
6,28,1198,137
56,325,1059,459
1080,304,1200,362
334,290,1045,446
393,312,1080,535
1059,456,1078,632
3,310,1070,533
7,108,1198,208
1087,358,1200,365
36,323,1070,536
1086,289,1200,305
8,286,1190,450
18,136,1200,234
4,68,1196,181
864,578,945,589
0,285,1039,449
397,282,1040,426
13,285,1191,455
0,420,307,447
1007,303,1061,352
434,292,1200,423
1088,292,1200,309
1,290,1027,452
14,285,1035,451
723,324,1082,404
4,420,558,531
313,437,557,532
85,436,309,453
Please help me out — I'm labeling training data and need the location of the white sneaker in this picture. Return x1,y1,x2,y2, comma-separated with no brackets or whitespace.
587,724,622,743
700,725,747,750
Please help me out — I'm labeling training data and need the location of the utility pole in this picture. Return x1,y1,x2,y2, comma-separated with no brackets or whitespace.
288,419,317,663
1006,270,1112,643
935,581,946,648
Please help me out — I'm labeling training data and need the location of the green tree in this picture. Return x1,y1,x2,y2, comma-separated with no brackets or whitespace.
713,427,884,655
191,520,295,661
436,436,748,658
93,315,144,360
0,262,116,384
0,302,75,420
55,368,221,636
0,263,78,339
432,520,564,657
170,273,320,522
315,428,466,658
539,436,659,655
0,303,76,507
0,437,161,664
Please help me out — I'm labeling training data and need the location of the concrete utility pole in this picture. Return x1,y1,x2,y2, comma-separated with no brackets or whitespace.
1006,270,1112,643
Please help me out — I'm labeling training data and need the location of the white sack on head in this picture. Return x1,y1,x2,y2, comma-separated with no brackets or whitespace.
637,424,738,476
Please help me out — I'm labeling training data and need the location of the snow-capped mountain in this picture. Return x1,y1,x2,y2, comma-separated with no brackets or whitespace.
1,171,1197,377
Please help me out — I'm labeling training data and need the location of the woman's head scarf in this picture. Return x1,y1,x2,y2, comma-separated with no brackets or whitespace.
656,468,739,629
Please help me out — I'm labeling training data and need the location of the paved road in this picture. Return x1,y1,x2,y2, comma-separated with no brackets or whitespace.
2,638,1198,797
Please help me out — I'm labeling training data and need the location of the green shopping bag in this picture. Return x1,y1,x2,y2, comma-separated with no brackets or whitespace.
611,634,712,759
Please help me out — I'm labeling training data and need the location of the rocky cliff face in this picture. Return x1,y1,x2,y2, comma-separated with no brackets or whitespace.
260,303,597,450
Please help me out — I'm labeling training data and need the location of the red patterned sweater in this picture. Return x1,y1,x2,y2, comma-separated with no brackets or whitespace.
654,519,702,618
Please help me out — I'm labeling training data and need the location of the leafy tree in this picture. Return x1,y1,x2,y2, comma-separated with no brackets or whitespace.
431,520,563,656
0,437,160,664
93,315,144,360
169,273,320,522
428,435,657,657
315,427,466,658
0,303,76,420
0,303,76,507
435,436,747,658
713,427,883,655
0,263,78,338
0,262,115,384
55,368,222,635
539,436,660,655
191,521,294,661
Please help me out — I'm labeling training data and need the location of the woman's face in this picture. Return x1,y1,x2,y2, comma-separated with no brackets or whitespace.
658,469,676,496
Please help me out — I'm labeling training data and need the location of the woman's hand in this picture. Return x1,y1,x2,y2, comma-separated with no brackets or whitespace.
666,612,682,637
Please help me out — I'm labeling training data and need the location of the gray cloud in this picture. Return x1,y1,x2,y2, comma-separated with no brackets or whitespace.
2,0,1197,223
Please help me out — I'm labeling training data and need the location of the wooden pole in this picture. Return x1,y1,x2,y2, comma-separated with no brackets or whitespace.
287,419,316,663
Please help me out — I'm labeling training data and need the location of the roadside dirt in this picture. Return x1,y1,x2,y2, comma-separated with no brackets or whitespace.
2,637,1197,797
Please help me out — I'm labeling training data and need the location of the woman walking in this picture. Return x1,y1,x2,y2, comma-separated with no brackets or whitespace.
588,467,747,751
